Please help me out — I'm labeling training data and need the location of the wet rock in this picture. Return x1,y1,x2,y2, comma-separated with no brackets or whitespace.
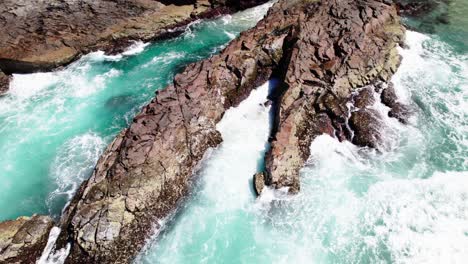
0,215,54,264
389,103,412,124
253,172,266,195
354,87,376,109
350,109,382,148
381,83,398,106
381,83,412,123
0,70,8,96
57,2,290,262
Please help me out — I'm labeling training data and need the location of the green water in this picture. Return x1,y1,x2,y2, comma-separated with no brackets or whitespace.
0,4,270,221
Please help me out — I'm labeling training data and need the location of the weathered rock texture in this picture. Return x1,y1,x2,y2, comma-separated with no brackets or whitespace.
261,0,406,194
0,0,267,92
55,0,409,262
0,215,53,264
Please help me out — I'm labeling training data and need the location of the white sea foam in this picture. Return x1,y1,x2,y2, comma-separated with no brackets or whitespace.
138,81,273,263
73,68,122,97
37,227,70,264
142,52,186,68
47,133,105,216
122,41,150,56
224,30,236,40
9,72,60,98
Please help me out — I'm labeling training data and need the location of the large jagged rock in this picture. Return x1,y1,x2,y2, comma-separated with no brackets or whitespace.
0,215,54,264
262,0,406,193
0,0,267,91
52,0,409,262
57,2,291,263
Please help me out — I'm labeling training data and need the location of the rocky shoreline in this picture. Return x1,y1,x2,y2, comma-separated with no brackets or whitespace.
0,0,413,263
0,0,267,95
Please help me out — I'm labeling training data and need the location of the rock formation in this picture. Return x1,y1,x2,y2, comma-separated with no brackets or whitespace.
55,0,409,262
260,0,406,194
0,215,53,264
0,0,411,262
0,0,267,92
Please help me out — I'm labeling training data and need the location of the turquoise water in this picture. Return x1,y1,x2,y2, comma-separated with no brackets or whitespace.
1,1,467,263
0,4,271,221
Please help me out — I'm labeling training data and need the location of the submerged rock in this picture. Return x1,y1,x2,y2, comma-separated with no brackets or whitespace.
0,215,54,264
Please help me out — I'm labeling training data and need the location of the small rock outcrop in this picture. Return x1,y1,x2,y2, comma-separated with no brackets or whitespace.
0,215,54,264
0,70,8,95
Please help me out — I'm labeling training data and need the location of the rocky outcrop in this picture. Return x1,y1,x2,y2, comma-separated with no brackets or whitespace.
0,215,54,264
54,0,410,262
259,0,406,194
0,0,267,91
56,2,292,263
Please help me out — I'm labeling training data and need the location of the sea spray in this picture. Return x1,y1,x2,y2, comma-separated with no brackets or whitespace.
47,133,106,218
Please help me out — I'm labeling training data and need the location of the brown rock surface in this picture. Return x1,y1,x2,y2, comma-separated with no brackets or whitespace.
0,215,54,264
261,0,406,193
